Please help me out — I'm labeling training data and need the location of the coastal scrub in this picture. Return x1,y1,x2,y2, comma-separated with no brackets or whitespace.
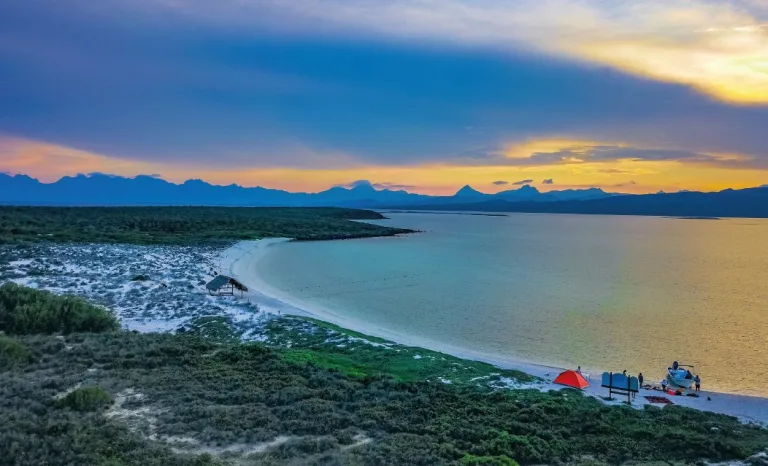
0,206,412,245
3,329,768,465
266,316,535,386
0,282,119,335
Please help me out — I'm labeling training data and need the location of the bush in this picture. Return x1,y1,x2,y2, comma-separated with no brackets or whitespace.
0,335,34,369
461,454,520,466
3,331,768,465
0,282,119,335
58,386,113,412
0,206,411,245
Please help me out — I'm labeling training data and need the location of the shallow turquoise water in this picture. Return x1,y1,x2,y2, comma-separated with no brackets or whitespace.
259,212,768,396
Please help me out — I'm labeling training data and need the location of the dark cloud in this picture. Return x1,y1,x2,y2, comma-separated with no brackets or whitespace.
451,144,759,169
0,0,767,172
614,180,637,187
527,146,714,165
512,179,534,185
373,181,416,190
542,178,554,184
492,180,509,185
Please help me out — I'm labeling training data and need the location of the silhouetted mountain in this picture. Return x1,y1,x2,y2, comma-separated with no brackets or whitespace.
454,185,486,198
495,184,540,201
396,188,768,218
0,173,616,207
539,187,612,202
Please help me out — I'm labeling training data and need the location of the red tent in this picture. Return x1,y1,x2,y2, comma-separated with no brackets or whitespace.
553,370,590,390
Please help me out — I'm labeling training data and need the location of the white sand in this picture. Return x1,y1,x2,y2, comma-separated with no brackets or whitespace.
221,239,768,425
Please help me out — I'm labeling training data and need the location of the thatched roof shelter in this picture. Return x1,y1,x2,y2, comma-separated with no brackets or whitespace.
206,275,247,295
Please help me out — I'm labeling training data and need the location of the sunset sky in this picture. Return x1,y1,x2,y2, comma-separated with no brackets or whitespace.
1,0,767,195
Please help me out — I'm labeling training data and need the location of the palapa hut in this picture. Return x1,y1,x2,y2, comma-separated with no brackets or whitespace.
206,275,248,296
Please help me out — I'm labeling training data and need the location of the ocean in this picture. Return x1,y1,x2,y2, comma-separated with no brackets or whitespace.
257,212,768,396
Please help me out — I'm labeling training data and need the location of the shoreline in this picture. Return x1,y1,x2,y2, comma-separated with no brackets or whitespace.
221,238,768,425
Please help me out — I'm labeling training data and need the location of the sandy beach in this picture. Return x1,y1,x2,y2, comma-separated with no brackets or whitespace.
221,238,768,426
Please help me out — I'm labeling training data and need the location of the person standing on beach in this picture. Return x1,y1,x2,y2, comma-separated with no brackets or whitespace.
577,366,582,374
638,372,644,387
695,375,701,392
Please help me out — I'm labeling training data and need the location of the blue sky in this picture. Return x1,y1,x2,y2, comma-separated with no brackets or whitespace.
1,0,767,193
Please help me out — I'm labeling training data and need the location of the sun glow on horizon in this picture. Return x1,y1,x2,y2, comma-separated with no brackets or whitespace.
2,136,767,196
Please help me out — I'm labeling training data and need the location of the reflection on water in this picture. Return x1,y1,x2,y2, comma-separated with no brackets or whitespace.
259,213,768,396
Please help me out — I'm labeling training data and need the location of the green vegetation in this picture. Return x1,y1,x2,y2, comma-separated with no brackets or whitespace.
180,315,245,343
0,335,34,369
460,454,519,466
58,386,113,412
0,282,119,335
0,206,412,245
302,316,390,343
268,317,534,386
3,329,768,465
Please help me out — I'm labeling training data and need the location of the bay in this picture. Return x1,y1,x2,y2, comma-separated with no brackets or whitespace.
258,212,768,396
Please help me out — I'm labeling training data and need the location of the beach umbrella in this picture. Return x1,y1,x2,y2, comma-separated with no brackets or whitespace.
553,370,590,390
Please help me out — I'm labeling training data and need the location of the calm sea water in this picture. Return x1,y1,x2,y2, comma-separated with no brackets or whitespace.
258,212,768,396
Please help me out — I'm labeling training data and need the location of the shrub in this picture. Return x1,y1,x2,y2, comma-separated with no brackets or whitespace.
461,454,520,466
0,282,119,335
58,386,113,412
0,335,34,369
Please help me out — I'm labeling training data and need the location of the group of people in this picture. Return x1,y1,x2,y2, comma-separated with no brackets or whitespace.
669,361,702,392
661,374,702,392
575,366,702,393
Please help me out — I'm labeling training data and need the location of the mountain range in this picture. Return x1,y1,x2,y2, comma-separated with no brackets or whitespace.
398,187,768,218
0,173,616,207
2,173,768,218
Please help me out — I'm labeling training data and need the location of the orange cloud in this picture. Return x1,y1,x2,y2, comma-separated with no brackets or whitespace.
2,136,767,196
0,136,160,182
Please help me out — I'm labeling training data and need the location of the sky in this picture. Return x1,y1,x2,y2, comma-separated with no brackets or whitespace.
1,0,767,195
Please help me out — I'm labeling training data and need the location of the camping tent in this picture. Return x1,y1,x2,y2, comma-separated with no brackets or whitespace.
554,370,590,390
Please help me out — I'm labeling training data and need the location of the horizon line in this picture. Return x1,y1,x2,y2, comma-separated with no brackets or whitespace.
5,171,763,197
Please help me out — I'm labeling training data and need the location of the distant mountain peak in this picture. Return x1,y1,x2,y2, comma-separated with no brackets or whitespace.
455,185,484,197
1,172,29,179
183,179,208,186
349,180,376,192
